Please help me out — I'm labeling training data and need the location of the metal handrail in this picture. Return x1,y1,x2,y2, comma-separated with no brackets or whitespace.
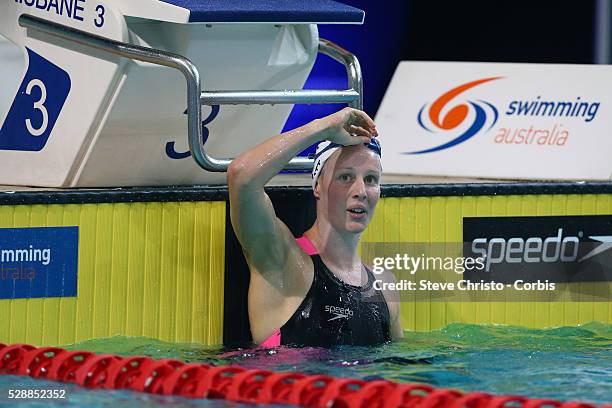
319,38,363,110
201,39,363,109
18,14,363,172
200,89,359,106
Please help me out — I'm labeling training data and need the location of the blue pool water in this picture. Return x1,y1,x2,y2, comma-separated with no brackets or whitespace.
0,323,610,407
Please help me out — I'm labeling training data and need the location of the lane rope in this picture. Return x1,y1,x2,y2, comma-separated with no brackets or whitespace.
0,343,608,408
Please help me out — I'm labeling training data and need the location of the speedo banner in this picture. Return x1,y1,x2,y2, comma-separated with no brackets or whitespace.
463,215,612,284
376,61,612,180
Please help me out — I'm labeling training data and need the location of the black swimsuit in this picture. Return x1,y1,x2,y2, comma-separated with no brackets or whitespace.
278,253,391,347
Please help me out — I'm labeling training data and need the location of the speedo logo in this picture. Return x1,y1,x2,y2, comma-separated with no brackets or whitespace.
325,305,354,321
471,228,612,272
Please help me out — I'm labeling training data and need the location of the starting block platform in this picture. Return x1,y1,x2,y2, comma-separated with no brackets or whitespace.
156,0,365,23
1,0,364,187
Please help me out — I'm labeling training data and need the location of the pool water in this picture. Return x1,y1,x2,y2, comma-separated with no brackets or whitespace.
0,322,610,407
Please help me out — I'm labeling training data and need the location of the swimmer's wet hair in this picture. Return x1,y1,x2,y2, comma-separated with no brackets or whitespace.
311,138,381,190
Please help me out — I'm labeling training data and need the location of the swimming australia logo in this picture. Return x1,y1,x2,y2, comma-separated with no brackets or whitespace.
325,305,354,321
410,77,502,154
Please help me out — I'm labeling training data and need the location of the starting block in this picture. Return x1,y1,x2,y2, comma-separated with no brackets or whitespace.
0,0,364,187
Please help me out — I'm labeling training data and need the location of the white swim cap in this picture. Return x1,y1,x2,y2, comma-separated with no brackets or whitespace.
311,139,381,190
311,141,341,190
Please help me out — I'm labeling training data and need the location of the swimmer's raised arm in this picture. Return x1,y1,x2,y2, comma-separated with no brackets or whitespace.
228,108,377,271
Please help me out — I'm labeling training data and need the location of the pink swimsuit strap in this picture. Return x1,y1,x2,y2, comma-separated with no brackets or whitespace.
295,236,318,255
260,328,281,348
259,236,318,347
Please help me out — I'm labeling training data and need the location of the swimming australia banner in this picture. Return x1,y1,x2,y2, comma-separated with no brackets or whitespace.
376,61,612,180
0,226,78,299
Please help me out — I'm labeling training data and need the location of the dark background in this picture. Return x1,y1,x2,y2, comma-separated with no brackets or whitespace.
225,0,600,346
285,1,596,132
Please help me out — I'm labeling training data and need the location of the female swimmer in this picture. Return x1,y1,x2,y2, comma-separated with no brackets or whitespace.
228,108,402,347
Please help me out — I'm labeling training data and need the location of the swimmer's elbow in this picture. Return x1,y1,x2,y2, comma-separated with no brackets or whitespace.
228,159,249,188
228,159,266,203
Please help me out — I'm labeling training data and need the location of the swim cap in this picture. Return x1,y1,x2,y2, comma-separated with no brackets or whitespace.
311,138,381,190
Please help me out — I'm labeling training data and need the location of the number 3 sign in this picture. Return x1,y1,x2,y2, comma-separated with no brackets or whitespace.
0,48,71,151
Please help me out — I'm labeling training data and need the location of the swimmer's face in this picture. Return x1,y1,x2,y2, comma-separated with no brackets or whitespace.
314,145,381,233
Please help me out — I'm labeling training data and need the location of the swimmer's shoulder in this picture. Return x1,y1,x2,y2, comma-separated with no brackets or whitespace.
244,222,314,292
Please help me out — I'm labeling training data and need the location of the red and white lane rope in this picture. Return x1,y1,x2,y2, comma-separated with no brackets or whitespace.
0,343,609,408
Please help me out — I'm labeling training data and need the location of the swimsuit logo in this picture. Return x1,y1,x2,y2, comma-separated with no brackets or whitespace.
324,305,353,321
410,77,502,154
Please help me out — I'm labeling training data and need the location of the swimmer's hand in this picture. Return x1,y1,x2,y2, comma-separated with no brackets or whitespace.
317,108,378,146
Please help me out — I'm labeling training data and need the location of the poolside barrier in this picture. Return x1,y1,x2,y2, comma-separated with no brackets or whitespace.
0,343,609,408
